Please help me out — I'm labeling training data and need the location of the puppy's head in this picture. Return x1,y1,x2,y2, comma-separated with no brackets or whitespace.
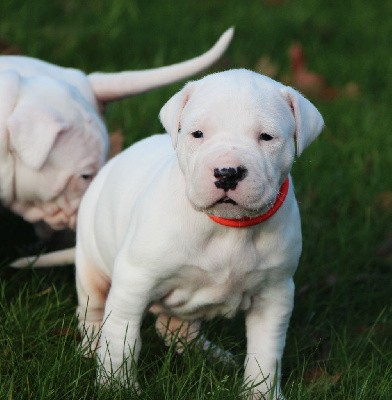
160,69,324,219
6,74,108,230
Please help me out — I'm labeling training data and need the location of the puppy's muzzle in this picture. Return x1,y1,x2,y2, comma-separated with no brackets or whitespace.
214,165,247,191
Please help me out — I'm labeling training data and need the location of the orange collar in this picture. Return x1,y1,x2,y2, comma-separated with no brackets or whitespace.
207,177,289,228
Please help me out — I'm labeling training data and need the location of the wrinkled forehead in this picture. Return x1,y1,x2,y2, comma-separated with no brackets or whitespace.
183,71,295,134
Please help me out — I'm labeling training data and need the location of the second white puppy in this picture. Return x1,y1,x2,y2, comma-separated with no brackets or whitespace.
76,69,324,399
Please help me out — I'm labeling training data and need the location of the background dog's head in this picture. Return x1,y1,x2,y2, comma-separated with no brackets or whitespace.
3,71,108,230
160,69,324,219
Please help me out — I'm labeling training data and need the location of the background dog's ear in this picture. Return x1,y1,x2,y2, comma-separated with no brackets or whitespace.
159,82,194,148
280,86,324,156
0,70,20,135
8,104,70,170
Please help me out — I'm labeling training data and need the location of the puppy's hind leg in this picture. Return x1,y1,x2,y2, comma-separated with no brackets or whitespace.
154,313,236,365
153,311,201,353
76,248,110,357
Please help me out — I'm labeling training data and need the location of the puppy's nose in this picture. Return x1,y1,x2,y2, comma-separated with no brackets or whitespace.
214,166,247,191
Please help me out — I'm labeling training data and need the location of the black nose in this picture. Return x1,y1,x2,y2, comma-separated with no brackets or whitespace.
214,166,248,191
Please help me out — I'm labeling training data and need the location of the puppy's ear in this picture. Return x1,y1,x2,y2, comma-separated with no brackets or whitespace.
159,82,194,148
280,86,324,156
8,104,70,170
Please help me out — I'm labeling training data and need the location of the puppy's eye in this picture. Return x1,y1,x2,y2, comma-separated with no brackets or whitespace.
191,130,204,139
81,174,93,181
259,132,273,141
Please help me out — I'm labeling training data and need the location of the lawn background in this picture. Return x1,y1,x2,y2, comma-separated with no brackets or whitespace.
0,0,391,399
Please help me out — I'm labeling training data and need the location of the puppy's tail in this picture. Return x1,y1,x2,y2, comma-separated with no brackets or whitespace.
88,27,234,102
10,248,75,268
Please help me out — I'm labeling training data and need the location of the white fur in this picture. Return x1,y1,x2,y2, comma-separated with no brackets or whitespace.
0,28,233,230
76,69,324,399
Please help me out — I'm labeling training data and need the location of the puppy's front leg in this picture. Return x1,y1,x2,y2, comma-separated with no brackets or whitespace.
244,278,295,400
96,263,153,387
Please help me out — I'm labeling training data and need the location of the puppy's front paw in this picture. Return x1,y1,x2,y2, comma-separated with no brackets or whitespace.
96,364,140,394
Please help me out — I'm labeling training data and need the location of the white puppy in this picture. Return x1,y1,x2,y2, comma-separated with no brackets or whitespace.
75,69,324,399
0,28,233,230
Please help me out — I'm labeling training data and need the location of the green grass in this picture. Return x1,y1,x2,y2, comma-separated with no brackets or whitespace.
0,0,391,399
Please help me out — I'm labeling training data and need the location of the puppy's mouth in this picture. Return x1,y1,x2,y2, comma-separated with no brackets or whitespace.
216,196,237,205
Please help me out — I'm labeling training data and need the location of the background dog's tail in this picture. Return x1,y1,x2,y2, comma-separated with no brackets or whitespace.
88,27,234,102
10,248,75,268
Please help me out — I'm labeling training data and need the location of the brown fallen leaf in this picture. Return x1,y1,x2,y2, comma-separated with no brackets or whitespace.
297,274,338,297
290,43,324,90
343,81,360,98
0,38,22,55
305,365,342,385
209,55,233,73
376,235,392,262
352,324,388,335
288,42,338,101
109,129,125,159
34,287,53,297
53,326,74,337
52,326,81,341
375,191,392,211
254,55,278,78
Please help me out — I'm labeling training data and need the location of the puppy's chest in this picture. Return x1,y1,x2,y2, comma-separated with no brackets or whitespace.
154,243,268,320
